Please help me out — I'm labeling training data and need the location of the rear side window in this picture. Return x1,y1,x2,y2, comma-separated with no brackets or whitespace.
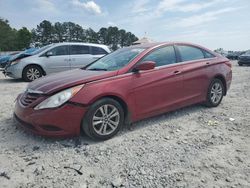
203,50,215,58
178,45,205,61
140,46,177,67
70,45,90,55
91,46,108,55
48,45,69,56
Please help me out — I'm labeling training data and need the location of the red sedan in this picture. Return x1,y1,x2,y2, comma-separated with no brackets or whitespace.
14,42,232,140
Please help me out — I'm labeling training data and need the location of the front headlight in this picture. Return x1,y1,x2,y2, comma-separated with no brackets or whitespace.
10,59,21,66
34,85,84,110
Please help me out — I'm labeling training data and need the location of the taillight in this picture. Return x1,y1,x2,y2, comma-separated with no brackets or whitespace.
225,61,232,68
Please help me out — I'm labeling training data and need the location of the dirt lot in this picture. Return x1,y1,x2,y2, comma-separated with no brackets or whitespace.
0,61,249,188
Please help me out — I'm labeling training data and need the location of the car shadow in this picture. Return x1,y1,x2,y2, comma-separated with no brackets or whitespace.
0,77,24,84
3,103,205,149
120,104,204,135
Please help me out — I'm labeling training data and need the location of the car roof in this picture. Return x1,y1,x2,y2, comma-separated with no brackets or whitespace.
130,42,206,49
53,42,108,48
128,42,215,54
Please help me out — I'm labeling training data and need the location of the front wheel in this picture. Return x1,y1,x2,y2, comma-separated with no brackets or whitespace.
82,98,124,140
205,79,224,107
22,65,43,82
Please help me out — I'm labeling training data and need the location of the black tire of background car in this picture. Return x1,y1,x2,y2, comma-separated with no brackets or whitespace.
22,65,43,82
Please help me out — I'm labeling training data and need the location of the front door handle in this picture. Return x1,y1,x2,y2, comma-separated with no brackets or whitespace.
205,62,211,65
173,70,181,75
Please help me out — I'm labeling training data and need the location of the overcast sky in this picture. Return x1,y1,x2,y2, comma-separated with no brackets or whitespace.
0,0,250,50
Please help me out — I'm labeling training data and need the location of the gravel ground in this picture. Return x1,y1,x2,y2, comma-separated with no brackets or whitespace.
0,61,249,188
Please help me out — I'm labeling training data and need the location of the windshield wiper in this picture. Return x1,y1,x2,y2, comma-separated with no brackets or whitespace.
87,68,107,71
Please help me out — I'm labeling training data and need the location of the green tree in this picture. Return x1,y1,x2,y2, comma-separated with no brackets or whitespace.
62,22,85,42
85,28,98,43
98,27,108,44
32,20,54,46
0,18,17,51
16,27,31,50
54,22,64,42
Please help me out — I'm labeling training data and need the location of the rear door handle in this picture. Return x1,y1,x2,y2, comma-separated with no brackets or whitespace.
205,62,211,65
173,70,181,75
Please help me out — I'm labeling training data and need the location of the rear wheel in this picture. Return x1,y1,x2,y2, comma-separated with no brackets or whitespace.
23,65,43,82
82,98,124,140
238,62,243,66
205,78,224,107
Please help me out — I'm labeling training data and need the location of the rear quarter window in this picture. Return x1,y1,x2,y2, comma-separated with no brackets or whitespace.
178,45,205,61
203,50,216,58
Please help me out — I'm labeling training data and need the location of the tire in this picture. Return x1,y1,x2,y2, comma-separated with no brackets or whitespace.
238,63,243,66
205,78,224,107
22,65,43,82
82,98,124,140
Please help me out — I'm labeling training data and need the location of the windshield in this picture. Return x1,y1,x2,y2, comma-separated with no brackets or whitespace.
31,44,54,55
244,50,250,55
86,47,145,71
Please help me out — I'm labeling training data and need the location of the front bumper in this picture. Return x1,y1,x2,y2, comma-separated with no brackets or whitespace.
3,64,23,79
14,94,87,138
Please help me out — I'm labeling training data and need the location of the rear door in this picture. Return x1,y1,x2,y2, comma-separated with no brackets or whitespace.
70,45,93,69
176,45,215,104
43,45,70,74
132,45,184,118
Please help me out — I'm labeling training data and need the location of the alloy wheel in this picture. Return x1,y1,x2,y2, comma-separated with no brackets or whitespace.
210,82,223,104
26,68,41,81
92,104,120,136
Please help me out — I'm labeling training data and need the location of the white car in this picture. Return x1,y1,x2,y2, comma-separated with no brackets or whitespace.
3,42,110,81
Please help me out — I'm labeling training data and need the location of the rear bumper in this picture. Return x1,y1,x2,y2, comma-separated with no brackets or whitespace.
14,96,87,138
225,69,232,93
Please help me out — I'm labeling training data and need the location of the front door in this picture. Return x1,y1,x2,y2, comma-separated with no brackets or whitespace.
132,46,184,118
43,45,70,74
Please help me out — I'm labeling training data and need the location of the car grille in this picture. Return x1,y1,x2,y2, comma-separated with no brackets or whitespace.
20,93,40,107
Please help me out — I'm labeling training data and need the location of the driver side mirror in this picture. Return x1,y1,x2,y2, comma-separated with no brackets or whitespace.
45,51,53,57
133,61,155,73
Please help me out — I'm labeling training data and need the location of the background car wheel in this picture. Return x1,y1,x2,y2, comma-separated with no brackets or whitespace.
238,63,243,66
205,78,224,107
82,98,124,140
23,65,43,82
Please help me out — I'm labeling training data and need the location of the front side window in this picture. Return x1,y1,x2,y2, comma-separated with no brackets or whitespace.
178,45,204,61
86,47,145,71
91,46,108,55
47,45,69,56
70,45,90,55
140,46,177,67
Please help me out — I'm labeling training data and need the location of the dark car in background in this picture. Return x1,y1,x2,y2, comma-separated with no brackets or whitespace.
238,51,250,66
226,52,242,60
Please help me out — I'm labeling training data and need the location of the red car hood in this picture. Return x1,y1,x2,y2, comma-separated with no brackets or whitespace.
27,69,118,95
